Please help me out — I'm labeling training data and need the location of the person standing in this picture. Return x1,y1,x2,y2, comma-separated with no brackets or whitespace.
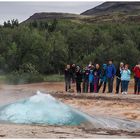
98,64,107,93
82,66,90,93
93,64,101,93
116,62,124,94
71,64,76,83
107,60,116,93
75,66,83,93
88,61,92,68
89,68,94,93
121,64,131,95
132,62,140,94
64,64,72,92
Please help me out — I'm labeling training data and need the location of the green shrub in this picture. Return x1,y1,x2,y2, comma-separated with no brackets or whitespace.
19,63,39,74
44,74,64,82
6,71,44,84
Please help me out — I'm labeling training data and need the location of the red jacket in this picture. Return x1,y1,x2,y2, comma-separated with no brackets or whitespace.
133,66,140,78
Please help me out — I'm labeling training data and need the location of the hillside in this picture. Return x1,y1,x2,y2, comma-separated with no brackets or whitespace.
80,2,140,23
23,12,83,23
23,2,140,24
81,2,140,15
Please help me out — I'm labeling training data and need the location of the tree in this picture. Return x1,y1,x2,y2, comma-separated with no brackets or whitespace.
3,19,19,28
11,19,19,27
48,19,58,32
0,19,140,75
6,42,18,71
31,20,38,28
3,20,11,28
47,31,68,73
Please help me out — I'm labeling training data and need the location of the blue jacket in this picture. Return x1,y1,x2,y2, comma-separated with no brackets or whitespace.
100,64,107,82
107,64,116,78
120,69,131,81
89,70,94,83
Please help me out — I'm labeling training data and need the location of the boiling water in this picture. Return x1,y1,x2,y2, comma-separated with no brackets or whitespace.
0,91,140,132
0,91,89,125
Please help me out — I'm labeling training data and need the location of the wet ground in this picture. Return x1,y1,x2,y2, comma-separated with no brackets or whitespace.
0,82,140,138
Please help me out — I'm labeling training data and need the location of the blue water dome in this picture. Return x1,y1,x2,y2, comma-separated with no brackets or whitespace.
0,91,91,125
0,90,140,132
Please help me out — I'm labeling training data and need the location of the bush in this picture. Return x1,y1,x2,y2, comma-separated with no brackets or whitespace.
19,63,39,74
6,71,44,84
44,74,64,82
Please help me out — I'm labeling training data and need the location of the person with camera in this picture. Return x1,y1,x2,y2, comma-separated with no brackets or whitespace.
132,62,140,94
120,64,131,95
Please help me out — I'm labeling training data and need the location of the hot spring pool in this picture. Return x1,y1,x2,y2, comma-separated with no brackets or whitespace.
0,91,140,132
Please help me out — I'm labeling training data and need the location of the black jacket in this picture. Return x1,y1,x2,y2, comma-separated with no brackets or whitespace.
93,68,101,77
82,69,90,82
75,70,83,82
116,67,121,78
64,68,72,81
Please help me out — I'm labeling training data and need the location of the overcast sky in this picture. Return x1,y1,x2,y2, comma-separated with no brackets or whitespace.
0,1,103,24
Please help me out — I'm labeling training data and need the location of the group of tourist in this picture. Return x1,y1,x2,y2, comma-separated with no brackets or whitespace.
64,60,140,95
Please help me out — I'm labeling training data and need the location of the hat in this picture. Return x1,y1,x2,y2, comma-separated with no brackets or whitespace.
76,66,80,69
88,64,91,67
103,64,107,69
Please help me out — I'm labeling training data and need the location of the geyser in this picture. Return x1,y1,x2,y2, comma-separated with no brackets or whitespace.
0,91,90,125
0,91,140,132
